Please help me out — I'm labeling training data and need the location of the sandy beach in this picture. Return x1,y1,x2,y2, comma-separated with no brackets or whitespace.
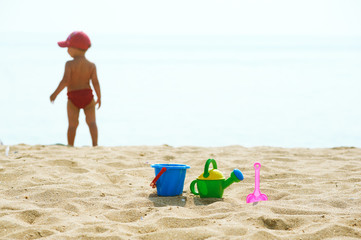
0,144,360,239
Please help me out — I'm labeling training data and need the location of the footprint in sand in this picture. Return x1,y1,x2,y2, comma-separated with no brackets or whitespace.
105,209,144,223
18,210,42,224
259,216,291,230
156,217,209,229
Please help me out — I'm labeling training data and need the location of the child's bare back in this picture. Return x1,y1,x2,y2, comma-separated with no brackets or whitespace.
66,56,97,91
50,31,101,147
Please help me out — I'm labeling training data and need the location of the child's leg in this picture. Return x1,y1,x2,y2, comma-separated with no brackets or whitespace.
84,101,98,146
67,101,80,146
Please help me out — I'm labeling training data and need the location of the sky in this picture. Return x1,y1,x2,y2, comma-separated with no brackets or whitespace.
1,0,361,147
0,0,361,36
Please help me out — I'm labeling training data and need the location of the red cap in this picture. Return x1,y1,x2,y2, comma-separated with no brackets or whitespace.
58,31,91,50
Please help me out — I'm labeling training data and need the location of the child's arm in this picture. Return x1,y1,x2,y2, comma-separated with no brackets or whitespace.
50,62,71,103
91,64,101,108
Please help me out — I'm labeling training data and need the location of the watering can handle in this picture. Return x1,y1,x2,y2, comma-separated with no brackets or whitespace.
203,159,218,178
190,180,199,195
150,167,167,188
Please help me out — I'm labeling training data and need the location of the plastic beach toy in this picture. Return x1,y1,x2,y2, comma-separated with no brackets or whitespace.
151,164,190,196
150,167,166,188
246,162,268,203
190,159,244,198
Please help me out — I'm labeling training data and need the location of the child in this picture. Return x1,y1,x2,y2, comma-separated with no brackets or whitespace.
50,31,101,147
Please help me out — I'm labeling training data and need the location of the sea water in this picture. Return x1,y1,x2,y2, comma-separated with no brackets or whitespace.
1,33,361,147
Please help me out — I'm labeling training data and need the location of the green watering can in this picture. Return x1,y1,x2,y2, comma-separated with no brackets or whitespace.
190,159,244,198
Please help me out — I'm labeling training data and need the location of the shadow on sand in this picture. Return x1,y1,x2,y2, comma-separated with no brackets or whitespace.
148,192,224,207
148,193,187,207
193,197,223,206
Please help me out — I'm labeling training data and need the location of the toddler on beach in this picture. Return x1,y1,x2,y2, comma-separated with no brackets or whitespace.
50,31,101,147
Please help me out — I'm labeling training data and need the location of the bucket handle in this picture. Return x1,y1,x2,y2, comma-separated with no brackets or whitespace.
150,167,167,188
203,159,217,178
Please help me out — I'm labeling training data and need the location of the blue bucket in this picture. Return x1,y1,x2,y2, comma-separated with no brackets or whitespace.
151,164,190,196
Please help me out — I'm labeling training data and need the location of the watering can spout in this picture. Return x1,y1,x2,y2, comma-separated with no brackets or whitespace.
222,169,244,190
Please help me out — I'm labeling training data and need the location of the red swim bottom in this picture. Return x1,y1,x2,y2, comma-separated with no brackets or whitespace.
67,89,94,109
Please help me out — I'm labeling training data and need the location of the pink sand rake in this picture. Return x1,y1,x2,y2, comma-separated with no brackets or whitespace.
246,162,268,203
